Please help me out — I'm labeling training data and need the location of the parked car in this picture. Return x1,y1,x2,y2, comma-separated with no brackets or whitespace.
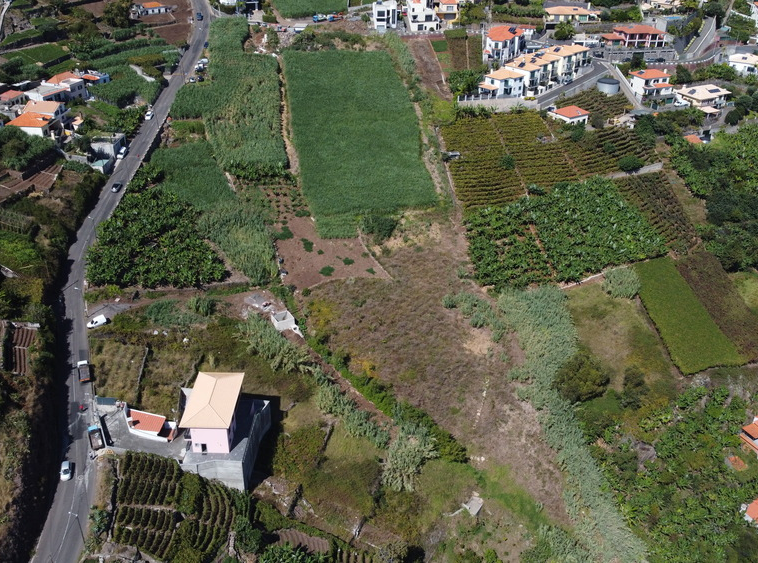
86,314,108,329
204,41,209,48
196,76,204,82
111,182,123,193
674,100,690,107
196,11,203,20
187,76,196,83
144,110,154,121
116,146,127,160
60,460,72,481
199,57,209,65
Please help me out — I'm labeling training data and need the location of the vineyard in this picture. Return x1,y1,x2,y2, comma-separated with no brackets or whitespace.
283,49,436,237
556,88,630,120
614,171,697,252
273,0,344,17
171,18,287,181
635,257,744,374
112,452,237,561
442,111,654,208
675,251,758,360
444,30,483,71
467,177,665,287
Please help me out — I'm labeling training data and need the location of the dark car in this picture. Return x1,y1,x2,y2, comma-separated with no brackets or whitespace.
111,182,123,193
196,12,203,20
204,41,209,48
656,57,666,62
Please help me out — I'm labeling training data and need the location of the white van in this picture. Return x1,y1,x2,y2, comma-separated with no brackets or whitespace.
116,146,128,160
86,314,108,329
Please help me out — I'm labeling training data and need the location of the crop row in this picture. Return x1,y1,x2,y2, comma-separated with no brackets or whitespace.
467,177,665,287
614,171,696,252
116,475,178,507
635,257,744,374
171,18,287,180
116,506,178,531
676,250,758,360
557,88,630,119
113,523,175,560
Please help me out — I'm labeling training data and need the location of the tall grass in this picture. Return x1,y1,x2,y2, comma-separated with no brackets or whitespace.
283,50,436,237
171,19,286,180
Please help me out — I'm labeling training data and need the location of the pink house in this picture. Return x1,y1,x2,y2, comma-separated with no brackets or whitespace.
179,371,245,454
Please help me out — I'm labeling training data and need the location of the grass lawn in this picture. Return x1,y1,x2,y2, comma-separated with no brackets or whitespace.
566,283,674,393
635,257,744,374
14,43,69,65
283,50,436,237
272,0,345,18
302,424,382,530
89,338,146,403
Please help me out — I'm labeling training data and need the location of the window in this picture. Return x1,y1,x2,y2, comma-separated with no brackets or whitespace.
200,443,207,453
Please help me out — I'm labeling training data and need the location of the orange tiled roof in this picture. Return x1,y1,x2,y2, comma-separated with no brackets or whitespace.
614,24,665,36
630,69,671,79
683,134,703,144
743,422,758,439
0,89,24,102
7,112,51,128
128,408,166,433
728,455,748,471
553,105,590,119
46,71,79,85
747,499,758,521
142,1,165,7
489,25,525,42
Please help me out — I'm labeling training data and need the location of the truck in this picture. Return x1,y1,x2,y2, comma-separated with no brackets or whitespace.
327,13,343,21
88,424,104,450
313,13,327,21
77,360,91,383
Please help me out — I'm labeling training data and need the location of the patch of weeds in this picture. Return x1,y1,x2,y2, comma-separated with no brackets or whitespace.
302,238,314,252
366,268,376,275
274,226,294,240
320,266,335,277
343,257,355,265
317,249,324,255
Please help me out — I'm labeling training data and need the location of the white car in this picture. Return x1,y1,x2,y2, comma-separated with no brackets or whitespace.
60,460,72,481
86,314,108,329
116,146,128,160
145,110,154,121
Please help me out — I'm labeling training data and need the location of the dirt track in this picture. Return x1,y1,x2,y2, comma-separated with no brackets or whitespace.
405,37,452,101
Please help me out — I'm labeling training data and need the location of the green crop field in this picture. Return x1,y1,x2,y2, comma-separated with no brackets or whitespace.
283,50,436,237
150,141,233,211
635,257,744,374
272,0,345,18
14,43,69,65
171,19,287,181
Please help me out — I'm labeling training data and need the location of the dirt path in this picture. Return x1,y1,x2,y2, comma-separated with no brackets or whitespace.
406,37,452,101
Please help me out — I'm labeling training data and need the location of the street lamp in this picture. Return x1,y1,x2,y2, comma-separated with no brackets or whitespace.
68,511,85,543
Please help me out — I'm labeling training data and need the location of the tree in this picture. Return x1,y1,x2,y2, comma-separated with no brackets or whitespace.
382,423,438,492
621,365,649,408
554,21,576,40
554,347,610,403
448,69,483,96
103,0,131,28
618,155,644,172
672,64,692,85
725,107,745,125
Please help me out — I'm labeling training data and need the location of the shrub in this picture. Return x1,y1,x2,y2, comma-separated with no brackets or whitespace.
319,266,335,277
186,295,216,316
500,153,515,170
621,365,648,408
602,266,640,298
553,347,610,403
381,423,438,492
618,155,644,172
361,214,398,244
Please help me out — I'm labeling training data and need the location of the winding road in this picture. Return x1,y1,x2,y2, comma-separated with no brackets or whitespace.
31,3,214,561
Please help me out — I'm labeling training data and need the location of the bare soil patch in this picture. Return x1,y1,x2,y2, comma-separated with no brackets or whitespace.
150,0,192,45
276,214,390,289
305,213,571,531
405,37,451,101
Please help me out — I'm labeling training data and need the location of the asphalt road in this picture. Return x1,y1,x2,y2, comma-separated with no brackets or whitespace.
31,4,213,562
536,62,608,107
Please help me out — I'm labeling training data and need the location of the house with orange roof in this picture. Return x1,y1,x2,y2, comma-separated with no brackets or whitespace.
484,25,527,63
628,69,674,104
549,105,590,125
27,71,88,103
478,67,525,97
0,89,27,107
544,4,600,28
742,498,758,524
612,24,667,48
179,371,271,490
133,1,171,15
23,100,69,123
434,0,460,22
740,417,758,456
6,112,59,138
125,406,177,441
683,134,703,144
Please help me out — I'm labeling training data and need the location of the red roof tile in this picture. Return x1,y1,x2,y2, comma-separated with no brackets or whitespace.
553,105,589,119
630,69,671,79
747,500,758,521
684,134,703,144
128,408,166,434
488,25,524,42
614,24,665,36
